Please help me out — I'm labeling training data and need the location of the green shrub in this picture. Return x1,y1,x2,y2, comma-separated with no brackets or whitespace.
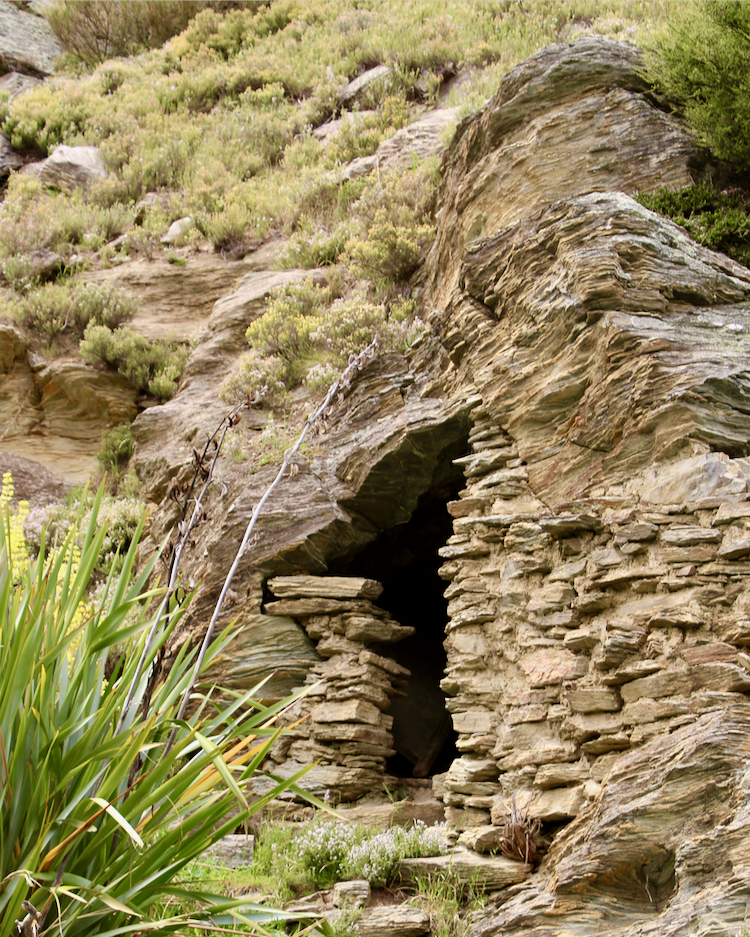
0,483,318,936
344,163,438,288
44,1,261,66
297,820,446,890
307,293,425,372
17,281,135,346
23,485,144,578
636,181,750,267
80,324,189,400
221,350,293,409
646,1,750,172
278,222,350,269
346,210,434,284
222,280,424,408
246,276,341,380
98,422,134,474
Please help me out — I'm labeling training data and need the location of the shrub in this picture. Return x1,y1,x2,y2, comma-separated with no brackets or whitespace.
636,181,750,267
17,281,135,346
278,222,350,269
0,482,318,937
344,163,438,288
207,201,269,254
297,820,446,889
307,294,425,371
44,1,260,66
80,324,189,400
222,280,424,407
221,351,292,410
23,486,144,579
97,422,134,475
646,1,750,173
245,276,341,385
345,210,434,284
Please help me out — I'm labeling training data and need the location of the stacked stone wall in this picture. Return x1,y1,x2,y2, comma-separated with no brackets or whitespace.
438,403,750,829
262,575,412,801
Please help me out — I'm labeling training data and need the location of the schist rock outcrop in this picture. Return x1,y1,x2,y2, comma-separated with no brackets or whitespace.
5,32,750,934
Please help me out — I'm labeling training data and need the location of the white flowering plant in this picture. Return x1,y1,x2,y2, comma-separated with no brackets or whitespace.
297,820,447,889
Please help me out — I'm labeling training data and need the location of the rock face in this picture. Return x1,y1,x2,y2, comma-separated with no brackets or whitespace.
7,33,750,934
469,705,750,936
0,1,63,76
0,323,138,486
86,244,281,343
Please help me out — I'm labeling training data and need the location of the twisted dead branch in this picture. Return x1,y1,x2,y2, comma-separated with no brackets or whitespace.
116,401,244,734
163,337,379,755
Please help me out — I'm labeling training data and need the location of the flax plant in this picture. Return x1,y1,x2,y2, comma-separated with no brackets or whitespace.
0,483,317,936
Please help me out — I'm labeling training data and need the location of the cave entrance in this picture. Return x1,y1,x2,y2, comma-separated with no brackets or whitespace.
330,439,467,779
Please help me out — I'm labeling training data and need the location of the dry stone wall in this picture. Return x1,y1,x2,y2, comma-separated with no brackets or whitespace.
438,406,750,830
261,575,414,801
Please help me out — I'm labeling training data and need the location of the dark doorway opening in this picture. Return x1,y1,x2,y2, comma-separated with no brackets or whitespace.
330,440,467,778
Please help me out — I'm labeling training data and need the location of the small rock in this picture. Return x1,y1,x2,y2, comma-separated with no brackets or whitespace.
160,215,193,245
202,834,254,869
661,526,722,546
333,879,370,909
358,906,430,937
717,537,750,560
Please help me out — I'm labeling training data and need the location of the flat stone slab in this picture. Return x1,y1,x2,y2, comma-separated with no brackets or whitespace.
358,906,430,937
399,846,531,888
268,576,384,600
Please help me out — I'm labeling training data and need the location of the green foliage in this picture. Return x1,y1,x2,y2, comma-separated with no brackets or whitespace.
246,276,342,386
16,281,135,346
0,179,131,274
97,423,135,476
222,276,425,408
646,1,750,172
0,484,316,936
297,819,446,889
80,324,189,400
636,181,750,267
22,486,144,579
344,163,438,288
411,870,487,937
44,1,261,67
308,294,425,369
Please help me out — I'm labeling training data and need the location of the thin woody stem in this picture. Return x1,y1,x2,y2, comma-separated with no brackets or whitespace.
164,338,379,756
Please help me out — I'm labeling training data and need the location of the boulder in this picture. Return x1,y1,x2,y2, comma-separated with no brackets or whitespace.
0,133,22,182
38,144,107,193
0,71,43,103
160,216,193,245
340,65,393,105
340,107,460,181
0,2,63,76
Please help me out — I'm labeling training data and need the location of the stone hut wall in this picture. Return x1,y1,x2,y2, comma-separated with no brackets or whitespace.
438,403,750,830
261,575,413,802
